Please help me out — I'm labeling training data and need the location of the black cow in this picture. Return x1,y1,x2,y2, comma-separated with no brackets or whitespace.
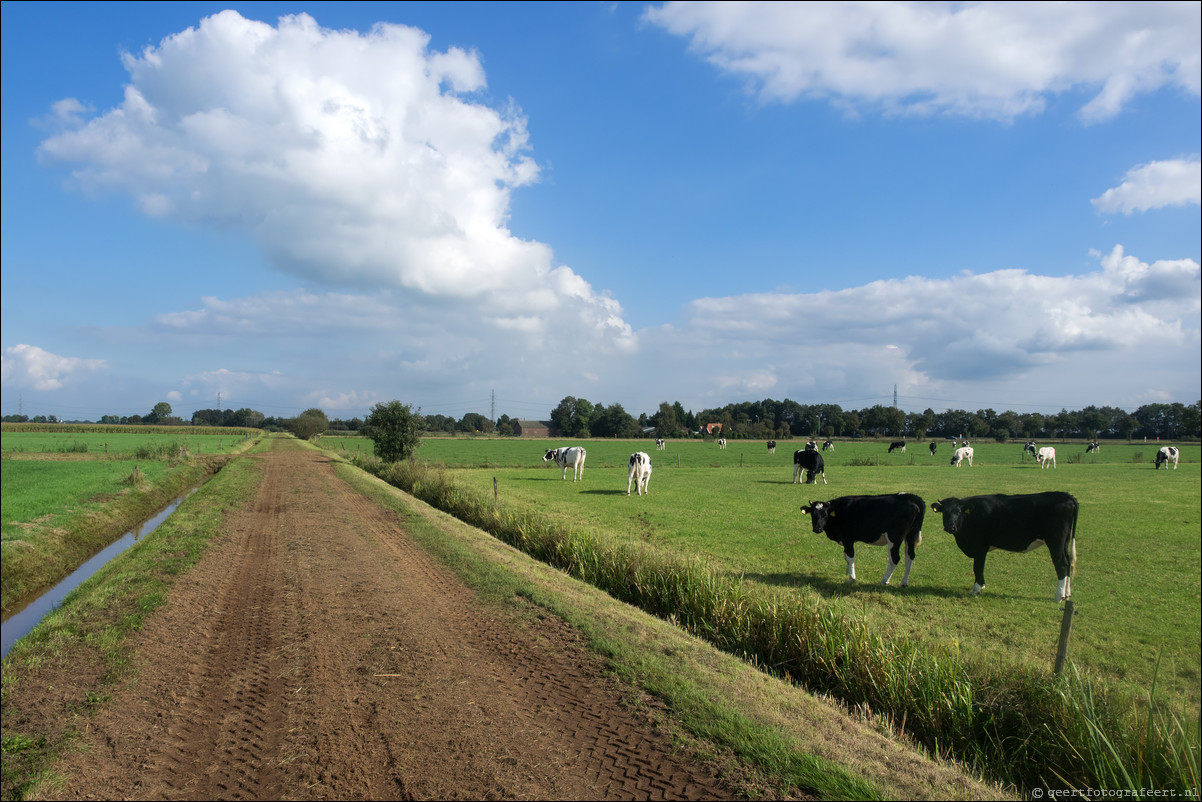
888,441,906,453
929,442,937,456
930,492,1078,600
767,440,776,454
822,439,834,451
800,493,925,586
1155,446,1179,470
792,449,826,484
1086,441,1100,454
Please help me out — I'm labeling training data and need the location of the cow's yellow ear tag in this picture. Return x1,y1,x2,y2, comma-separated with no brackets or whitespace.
829,511,836,517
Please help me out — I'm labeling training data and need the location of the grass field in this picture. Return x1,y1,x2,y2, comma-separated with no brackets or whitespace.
330,435,1201,711
1,429,256,457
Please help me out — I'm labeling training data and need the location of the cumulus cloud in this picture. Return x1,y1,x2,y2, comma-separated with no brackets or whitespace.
668,245,1200,402
36,10,633,351
1092,157,1202,214
1,344,107,391
643,1,1201,121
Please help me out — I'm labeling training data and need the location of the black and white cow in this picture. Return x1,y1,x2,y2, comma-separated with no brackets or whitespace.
1036,446,1056,469
655,438,666,451
888,441,906,453
1086,441,1100,454
822,440,834,451
930,492,1079,600
717,438,727,449
627,451,652,496
1155,446,1179,470
543,446,587,481
804,440,818,452
929,442,937,456
1024,441,1038,457
799,493,924,586
792,449,826,484
950,446,974,467
767,440,776,454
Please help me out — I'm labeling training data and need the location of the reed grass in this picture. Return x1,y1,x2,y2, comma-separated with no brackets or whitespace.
356,454,1199,797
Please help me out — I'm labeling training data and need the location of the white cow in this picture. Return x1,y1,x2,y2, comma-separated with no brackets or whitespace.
717,438,727,449
655,438,666,450
950,446,974,467
1036,447,1056,469
543,446,587,481
1155,446,1179,470
627,452,652,496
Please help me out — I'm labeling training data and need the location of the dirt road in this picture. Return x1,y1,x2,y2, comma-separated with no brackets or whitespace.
40,441,748,800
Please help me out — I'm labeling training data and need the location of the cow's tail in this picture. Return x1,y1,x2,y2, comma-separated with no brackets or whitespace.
1069,497,1079,577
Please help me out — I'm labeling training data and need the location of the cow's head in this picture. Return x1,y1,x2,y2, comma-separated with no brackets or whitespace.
543,449,558,462
799,501,830,534
931,498,965,534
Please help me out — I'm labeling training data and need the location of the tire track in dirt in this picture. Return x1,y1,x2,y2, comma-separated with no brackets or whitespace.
51,441,745,800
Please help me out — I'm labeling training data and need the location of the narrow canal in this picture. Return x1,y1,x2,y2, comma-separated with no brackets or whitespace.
1,490,195,658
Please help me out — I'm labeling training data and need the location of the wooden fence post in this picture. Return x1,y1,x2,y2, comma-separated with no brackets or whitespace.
1054,600,1075,675
493,477,498,501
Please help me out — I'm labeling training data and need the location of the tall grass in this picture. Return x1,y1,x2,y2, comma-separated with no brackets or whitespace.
356,454,1199,797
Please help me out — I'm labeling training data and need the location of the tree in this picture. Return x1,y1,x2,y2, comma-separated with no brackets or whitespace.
146,401,173,424
290,408,328,440
363,401,422,462
550,396,593,437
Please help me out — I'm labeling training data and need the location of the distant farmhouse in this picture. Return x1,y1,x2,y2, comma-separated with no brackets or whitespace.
702,423,723,435
515,420,553,438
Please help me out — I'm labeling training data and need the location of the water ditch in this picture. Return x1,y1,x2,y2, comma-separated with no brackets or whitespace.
1,490,196,658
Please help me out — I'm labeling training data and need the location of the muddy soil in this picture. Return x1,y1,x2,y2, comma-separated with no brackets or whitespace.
30,443,755,800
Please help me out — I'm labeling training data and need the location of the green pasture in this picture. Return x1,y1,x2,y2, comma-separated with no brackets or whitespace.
1,429,255,457
352,436,1200,709
1,461,174,538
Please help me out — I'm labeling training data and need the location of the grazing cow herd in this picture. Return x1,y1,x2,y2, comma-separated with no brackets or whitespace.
536,435,1186,601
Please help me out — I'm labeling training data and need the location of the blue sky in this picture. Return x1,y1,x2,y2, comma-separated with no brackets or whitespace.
2,1,1199,424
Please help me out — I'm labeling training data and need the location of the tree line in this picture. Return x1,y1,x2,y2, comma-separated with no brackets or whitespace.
5,397,1197,442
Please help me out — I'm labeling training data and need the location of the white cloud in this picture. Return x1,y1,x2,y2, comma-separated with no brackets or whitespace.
36,10,632,352
646,245,1200,408
1,344,107,391
133,245,1197,415
1092,157,1202,214
643,1,1201,121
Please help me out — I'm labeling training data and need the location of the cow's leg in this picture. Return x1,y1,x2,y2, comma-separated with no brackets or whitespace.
881,538,901,585
844,545,856,582
793,464,801,483
971,552,987,595
900,534,919,586
627,470,634,496
820,470,827,485
643,473,650,495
